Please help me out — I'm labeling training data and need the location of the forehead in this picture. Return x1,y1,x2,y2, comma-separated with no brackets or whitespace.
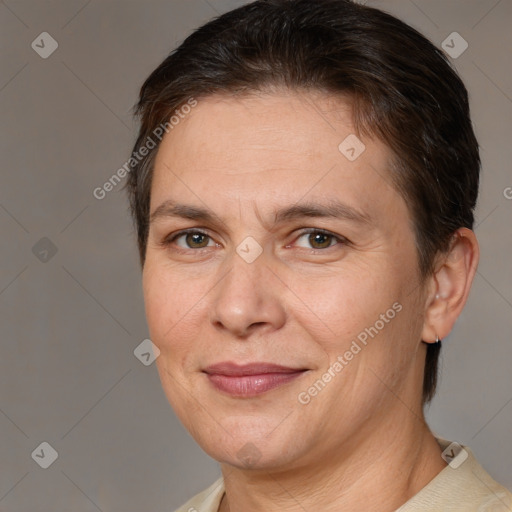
150,91,401,222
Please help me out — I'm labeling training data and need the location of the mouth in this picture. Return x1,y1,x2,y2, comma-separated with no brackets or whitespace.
203,362,309,397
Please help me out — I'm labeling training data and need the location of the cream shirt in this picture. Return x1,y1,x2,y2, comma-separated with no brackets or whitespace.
174,439,512,512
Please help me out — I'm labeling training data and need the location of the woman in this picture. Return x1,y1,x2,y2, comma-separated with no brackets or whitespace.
125,0,512,510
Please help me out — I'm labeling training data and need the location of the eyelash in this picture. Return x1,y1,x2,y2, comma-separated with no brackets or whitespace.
161,228,348,253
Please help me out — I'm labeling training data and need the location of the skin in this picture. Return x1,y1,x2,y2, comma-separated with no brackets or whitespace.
142,90,479,512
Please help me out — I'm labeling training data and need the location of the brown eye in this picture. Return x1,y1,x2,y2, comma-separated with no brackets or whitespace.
295,229,342,250
184,232,210,248
166,230,214,250
308,232,333,249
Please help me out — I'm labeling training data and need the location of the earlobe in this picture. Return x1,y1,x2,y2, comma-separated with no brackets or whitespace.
421,228,479,344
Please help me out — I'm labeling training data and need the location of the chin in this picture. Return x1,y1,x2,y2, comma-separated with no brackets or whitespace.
190,416,305,471
210,440,297,471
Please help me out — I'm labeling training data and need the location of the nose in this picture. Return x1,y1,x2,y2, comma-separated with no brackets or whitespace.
209,250,287,338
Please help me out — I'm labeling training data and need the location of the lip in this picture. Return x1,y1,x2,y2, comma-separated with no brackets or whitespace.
203,362,308,397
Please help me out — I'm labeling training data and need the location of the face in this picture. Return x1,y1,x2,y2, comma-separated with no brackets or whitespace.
143,91,429,471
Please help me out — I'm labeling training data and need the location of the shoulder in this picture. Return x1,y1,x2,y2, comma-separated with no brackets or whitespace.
397,438,512,511
174,478,225,512
172,440,511,512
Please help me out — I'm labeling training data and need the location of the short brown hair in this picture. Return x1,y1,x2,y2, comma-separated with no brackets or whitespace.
125,0,480,404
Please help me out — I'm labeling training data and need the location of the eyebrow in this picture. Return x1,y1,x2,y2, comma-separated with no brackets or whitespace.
149,198,372,230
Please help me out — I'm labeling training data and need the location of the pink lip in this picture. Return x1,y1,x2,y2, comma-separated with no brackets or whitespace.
203,362,307,397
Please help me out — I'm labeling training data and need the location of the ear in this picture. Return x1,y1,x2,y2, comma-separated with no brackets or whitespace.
421,227,479,343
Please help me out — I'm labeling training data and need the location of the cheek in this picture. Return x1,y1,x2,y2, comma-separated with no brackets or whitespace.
290,265,392,351
293,261,419,397
142,265,204,356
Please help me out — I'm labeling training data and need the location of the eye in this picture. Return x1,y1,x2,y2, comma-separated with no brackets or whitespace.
161,228,347,252
166,230,216,250
293,229,346,250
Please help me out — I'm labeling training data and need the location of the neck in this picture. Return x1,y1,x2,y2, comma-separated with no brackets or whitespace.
218,413,446,512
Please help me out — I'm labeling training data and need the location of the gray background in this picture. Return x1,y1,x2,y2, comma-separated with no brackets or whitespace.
1,0,511,510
